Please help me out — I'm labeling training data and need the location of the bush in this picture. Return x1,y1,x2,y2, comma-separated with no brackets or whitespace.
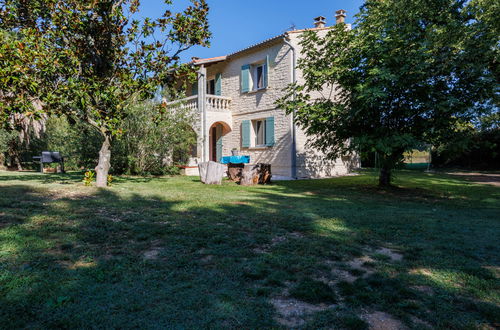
111,99,196,175
432,128,500,170
4,98,196,176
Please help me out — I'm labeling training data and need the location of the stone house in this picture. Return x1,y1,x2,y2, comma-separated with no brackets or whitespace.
168,10,358,179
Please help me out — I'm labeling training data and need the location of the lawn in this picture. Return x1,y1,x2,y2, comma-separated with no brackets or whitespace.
0,170,499,329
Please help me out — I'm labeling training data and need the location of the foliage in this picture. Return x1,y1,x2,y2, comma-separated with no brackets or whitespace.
0,29,53,122
0,0,210,186
0,128,15,155
433,128,500,169
277,0,499,186
4,98,196,175
107,174,113,186
112,98,196,176
83,170,95,186
0,171,498,328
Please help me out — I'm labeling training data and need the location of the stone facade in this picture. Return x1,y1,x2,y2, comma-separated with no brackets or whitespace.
176,27,359,179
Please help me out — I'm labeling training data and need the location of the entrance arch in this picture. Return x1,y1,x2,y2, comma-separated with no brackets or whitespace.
208,121,231,162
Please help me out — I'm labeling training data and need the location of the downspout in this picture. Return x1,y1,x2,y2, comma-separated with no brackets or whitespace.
283,34,297,179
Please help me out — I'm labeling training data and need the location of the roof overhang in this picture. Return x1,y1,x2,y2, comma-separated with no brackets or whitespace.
191,56,227,66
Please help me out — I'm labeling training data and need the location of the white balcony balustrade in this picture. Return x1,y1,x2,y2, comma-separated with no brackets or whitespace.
166,94,231,113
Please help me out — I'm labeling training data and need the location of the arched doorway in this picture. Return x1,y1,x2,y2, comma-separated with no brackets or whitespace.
209,122,230,162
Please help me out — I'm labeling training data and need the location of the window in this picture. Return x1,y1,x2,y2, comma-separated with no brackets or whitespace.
253,119,266,146
241,117,274,148
241,56,269,93
254,64,265,90
207,79,215,95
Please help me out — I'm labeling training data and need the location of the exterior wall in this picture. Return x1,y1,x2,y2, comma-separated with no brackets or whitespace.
187,27,359,179
287,30,359,178
203,40,296,177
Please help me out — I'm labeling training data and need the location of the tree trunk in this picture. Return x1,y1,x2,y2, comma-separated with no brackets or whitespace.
198,161,226,184
95,134,111,187
0,153,6,170
379,165,391,187
7,147,23,171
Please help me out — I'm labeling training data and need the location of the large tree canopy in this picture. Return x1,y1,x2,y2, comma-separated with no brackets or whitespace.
0,0,210,186
278,0,499,186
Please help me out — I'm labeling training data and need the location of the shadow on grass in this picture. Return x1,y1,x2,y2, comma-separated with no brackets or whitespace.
0,171,166,185
0,172,499,328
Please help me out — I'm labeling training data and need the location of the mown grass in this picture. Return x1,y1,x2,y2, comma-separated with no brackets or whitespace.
0,170,499,329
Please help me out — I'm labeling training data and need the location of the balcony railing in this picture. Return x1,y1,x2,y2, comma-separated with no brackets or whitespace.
206,95,231,112
166,94,231,113
166,95,198,112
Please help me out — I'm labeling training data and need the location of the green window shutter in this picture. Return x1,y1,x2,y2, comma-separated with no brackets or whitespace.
191,82,198,95
242,120,251,147
265,117,275,146
241,65,250,93
264,55,270,88
215,73,222,96
216,124,223,161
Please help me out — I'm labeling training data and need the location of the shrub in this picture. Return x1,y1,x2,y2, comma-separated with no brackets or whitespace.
5,98,196,176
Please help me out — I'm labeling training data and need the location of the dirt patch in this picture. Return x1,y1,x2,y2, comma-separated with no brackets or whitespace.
271,297,330,327
96,208,122,223
231,201,251,206
200,255,214,263
270,279,337,327
483,266,500,279
46,189,94,201
375,247,403,262
332,269,359,283
362,311,407,330
348,256,376,277
143,240,163,260
446,172,500,187
410,316,432,328
253,232,305,254
143,248,161,260
324,246,402,284
409,268,434,277
412,285,434,296
70,260,96,269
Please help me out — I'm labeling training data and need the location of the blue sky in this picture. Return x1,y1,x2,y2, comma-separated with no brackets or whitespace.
140,0,365,62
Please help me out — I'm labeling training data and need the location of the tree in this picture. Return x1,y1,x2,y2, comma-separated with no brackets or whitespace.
112,97,197,176
0,0,210,186
277,0,498,186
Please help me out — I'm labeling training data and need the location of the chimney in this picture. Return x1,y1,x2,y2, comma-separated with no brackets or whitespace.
314,16,326,28
335,9,347,24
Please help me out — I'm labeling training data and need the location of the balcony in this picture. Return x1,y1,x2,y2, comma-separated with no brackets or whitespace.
166,94,232,113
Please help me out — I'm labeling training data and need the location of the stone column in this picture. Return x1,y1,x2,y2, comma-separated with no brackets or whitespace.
197,65,208,162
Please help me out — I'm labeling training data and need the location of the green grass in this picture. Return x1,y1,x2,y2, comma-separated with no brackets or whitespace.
289,279,337,304
0,170,499,329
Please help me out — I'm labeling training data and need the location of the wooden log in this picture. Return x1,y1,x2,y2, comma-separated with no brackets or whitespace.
198,162,208,184
258,163,272,184
227,163,245,182
240,163,272,186
198,161,226,185
240,164,258,186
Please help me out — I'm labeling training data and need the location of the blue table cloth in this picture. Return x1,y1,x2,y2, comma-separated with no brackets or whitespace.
220,155,250,164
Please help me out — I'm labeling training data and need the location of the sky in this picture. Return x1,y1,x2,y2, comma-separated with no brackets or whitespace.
140,0,365,62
